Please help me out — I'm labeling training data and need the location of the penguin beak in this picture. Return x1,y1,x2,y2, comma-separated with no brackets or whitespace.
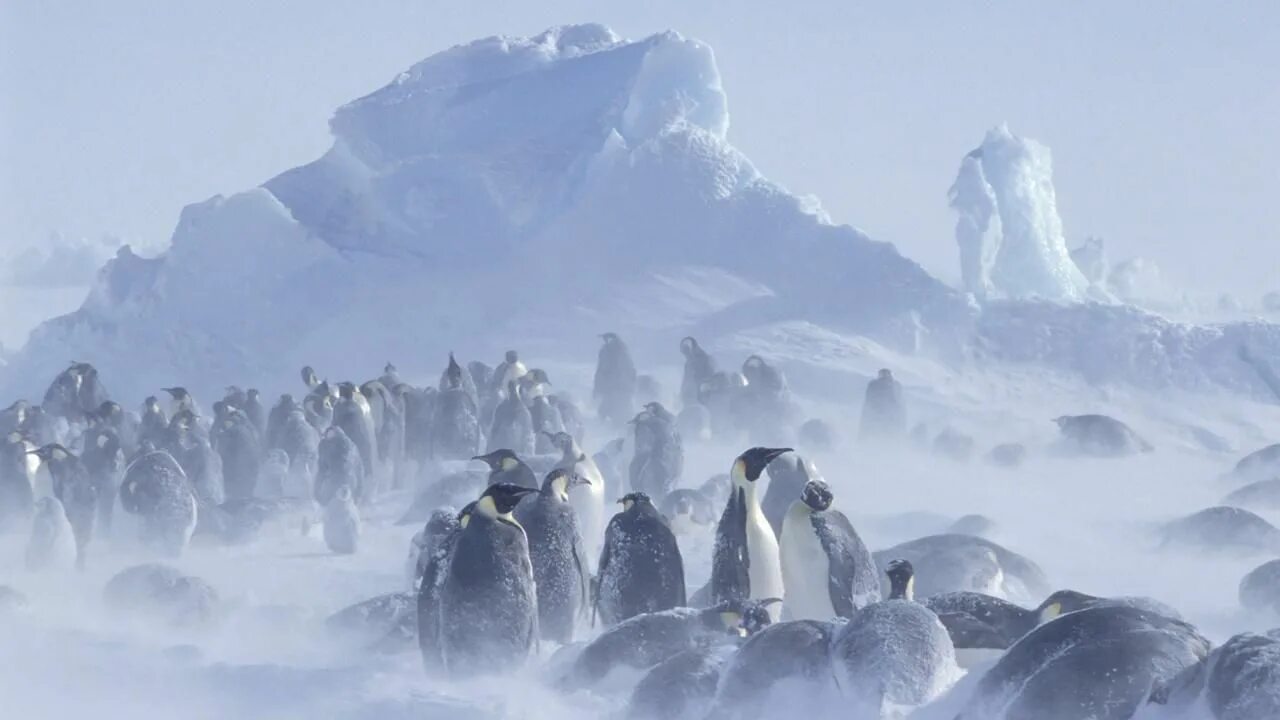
570,475,592,487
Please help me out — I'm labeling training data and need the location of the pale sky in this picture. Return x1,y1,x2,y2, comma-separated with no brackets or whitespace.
2,1,1277,296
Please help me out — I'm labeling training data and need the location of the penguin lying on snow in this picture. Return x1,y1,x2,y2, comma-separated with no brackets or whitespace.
1053,414,1153,457
872,533,1050,602
1159,506,1280,554
104,563,219,628
705,617,839,720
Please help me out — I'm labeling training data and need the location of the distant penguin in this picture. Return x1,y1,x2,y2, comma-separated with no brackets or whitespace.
1160,506,1280,555
698,371,748,440
162,386,199,419
432,355,485,460
1054,414,1153,457
829,560,959,712
26,496,78,571
257,448,290,498
551,392,586,444
32,444,96,569
467,361,493,399
302,390,333,431
488,381,536,458
400,385,434,466
986,442,1027,468
0,431,35,532
489,350,529,400
212,408,260,500
334,382,378,480
438,483,540,676
526,376,565,454
594,332,638,425
797,418,837,452
780,479,880,621
711,447,790,622
119,449,198,557
316,426,365,506
592,437,627,495
677,404,713,443
81,426,126,536
596,492,686,626
240,389,265,436
860,369,907,441
872,534,1051,602
89,400,138,454
680,337,718,408
472,448,538,489
138,396,168,447
272,402,320,498
546,431,606,571
760,451,820,536
736,355,797,443
660,488,717,535
514,468,590,643
417,503,471,674
629,402,683,500
43,362,109,422
408,508,461,592
165,410,224,507
323,486,361,555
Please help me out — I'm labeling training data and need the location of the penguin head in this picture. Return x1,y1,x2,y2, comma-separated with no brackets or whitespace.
886,559,915,601
478,483,537,517
800,479,834,512
740,598,782,636
472,449,521,473
732,447,793,486
541,431,574,454
544,469,589,501
600,332,620,345
92,401,122,424
337,382,358,400
618,492,652,512
247,388,260,401
301,366,319,389
504,350,519,364
143,396,161,413
878,368,893,380
1035,589,1097,624
680,336,701,358
457,500,479,528
385,362,397,375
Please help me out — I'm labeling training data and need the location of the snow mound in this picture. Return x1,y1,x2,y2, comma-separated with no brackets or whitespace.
950,124,1088,303
0,25,963,401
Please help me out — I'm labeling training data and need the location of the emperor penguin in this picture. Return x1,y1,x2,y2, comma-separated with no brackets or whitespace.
711,447,790,622
119,448,198,557
487,381,536,458
629,402,683,500
0,431,36,533
270,398,319,497
162,386,200,419
31,444,97,569
779,479,880,621
138,396,168,448
472,449,538,489
679,337,718,408
489,350,529,399
323,485,361,555
334,382,378,479
431,363,485,461
81,425,126,536
316,426,365,506
513,468,591,643
212,408,261,500
164,410,224,508
438,483,540,676
26,496,78,571
596,492,686,626
417,502,472,674
243,389,266,438
594,332,638,426
546,431,606,572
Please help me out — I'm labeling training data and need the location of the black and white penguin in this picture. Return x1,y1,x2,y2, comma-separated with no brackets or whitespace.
780,479,880,621
315,426,365,506
212,408,260,501
162,386,200,419
594,332,638,425
760,451,819,536
924,591,1040,666
680,337,718,408
323,485,361,554
438,483,540,676
488,381,536,458
659,488,717,535
165,410,225,507
561,600,753,690
0,431,36,533
334,382,378,480
408,507,461,592
243,389,266,438
1053,414,1153,457
269,399,319,498
706,617,838,720
25,496,77,571
514,468,590,644
859,368,906,441
119,448,198,557
417,502,472,674
957,606,1209,720
432,356,484,460
488,350,529,401
1035,588,1184,622
829,560,959,712
31,444,96,568
546,431,606,570
629,402,683,499
88,400,138,455
138,396,168,448
596,492,686,627
472,448,538,489
735,355,797,443
81,425,126,536
711,447,789,622
43,362,109,422
302,389,333,431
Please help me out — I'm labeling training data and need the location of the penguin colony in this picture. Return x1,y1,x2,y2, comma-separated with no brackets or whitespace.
0,338,1274,720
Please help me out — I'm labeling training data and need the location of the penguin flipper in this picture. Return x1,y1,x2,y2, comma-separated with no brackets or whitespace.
814,512,858,618
571,527,590,620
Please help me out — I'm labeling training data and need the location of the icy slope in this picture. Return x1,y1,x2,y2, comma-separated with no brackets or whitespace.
0,25,965,401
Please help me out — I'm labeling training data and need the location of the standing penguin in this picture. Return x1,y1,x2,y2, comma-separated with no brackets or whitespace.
323,485,361,555
119,448,198,557
489,350,529,400
432,358,485,460
524,371,565,454
26,497,78,571
438,483,540,676
273,402,320,499
488,382,536,458
780,479,880,621
334,382,378,480
243,389,267,438
860,369,907,441
138,396,168,448
760,452,819,536
596,492,686,627
31,444,97,569
162,387,200,419
546,431,607,572
165,410,225,508
594,333,638,425
680,337,718,408
629,402,683,500
417,502,472,674
711,447,790,622
81,426,126,537
472,449,538,489
316,426,365,506
212,408,261,500
0,431,36,533
514,469,590,643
